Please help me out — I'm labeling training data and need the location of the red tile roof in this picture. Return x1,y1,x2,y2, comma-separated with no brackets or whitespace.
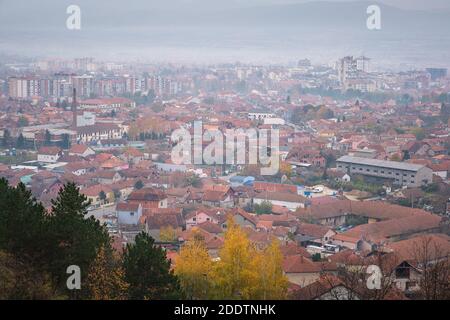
69,144,89,154
116,202,140,212
128,187,166,201
38,146,61,155
282,255,321,273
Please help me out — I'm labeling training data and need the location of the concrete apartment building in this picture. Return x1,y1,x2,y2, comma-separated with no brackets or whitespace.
336,156,433,188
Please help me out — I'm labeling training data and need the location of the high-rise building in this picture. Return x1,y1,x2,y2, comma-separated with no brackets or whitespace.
72,75,94,98
337,56,358,86
356,56,370,73
8,77,40,99
337,56,371,90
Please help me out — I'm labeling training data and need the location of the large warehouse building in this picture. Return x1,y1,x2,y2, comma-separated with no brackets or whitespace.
336,156,433,188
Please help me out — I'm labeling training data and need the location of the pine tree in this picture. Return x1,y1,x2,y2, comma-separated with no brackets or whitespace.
0,179,58,299
16,133,25,149
99,190,107,204
44,129,52,146
2,129,11,147
122,232,180,300
61,133,71,150
0,179,48,264
47,182,110,294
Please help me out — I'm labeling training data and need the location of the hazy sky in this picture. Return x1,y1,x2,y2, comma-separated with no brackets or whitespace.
0,0,449,67
1,0,449,11
173,0,450,10
288,0,450,10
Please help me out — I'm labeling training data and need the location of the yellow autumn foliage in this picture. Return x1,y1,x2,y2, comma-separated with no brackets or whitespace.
174,239,212,299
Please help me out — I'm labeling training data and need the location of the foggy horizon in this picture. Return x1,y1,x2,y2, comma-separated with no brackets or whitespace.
1,0,450,69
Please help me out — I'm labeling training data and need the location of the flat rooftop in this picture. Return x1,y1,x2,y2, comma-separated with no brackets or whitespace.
337,156,426,172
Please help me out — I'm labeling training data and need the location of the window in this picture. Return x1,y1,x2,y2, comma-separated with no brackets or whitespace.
396,265,410,279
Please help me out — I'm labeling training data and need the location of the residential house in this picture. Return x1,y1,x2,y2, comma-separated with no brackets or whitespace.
120,147,144,165
231,209,259,229
68,144,95,158
128,187,168,213
282,255,322,287
296,223,336,246
385,234,450,293
110,180,137,201
64,162,96,176
81,184,114,208
292,276,362,300
37,146,62,163
95,170,122,184
116,202,142,226
201,189,234,208
185,208,227,229
145,213,185,241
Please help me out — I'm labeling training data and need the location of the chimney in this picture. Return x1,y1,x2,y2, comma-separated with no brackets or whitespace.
72,88,77,129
